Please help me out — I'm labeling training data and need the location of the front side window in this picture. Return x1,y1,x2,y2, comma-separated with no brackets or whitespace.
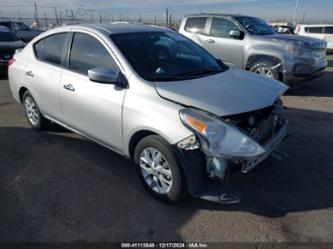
210,18,240,38
185,17,207,34
305,27,323,33
0,23,12,30
69,33,118,75
235,17,275,35
33,33,67,65
111,31,227,82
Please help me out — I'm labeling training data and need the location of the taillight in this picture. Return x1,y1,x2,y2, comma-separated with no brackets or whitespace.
8,58,15,66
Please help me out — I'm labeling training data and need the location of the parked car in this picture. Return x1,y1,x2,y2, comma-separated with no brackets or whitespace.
179,14,327,84
8,24,289,204
0,21,43,43
269,22,295,35
0,26,25,75
273,25,295,35
295,24,333,52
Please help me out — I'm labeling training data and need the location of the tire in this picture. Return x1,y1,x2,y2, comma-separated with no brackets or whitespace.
22,91,48,130
134,135,187,202
249,60,280,81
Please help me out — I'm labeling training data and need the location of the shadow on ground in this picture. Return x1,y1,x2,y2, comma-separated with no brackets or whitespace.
286,71,333,98
0,106,332,241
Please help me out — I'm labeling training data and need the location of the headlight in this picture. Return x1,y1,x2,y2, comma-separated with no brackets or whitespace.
179,108,265,159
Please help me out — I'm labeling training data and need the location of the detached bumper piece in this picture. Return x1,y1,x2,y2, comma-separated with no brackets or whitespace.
194,181,242,204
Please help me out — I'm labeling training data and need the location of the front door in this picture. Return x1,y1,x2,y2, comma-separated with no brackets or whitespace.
203,17,245,68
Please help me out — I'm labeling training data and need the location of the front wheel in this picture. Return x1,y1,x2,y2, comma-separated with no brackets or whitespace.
134,135,186,202
249,60,280,81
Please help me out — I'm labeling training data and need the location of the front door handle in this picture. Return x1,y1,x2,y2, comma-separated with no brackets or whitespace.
26,71,34,77
207,39,215,44
63,84,75,91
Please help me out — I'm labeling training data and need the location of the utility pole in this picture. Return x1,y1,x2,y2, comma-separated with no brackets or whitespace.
34,0,40,29
301,12,306,24
59,11,63,25
44,12,48,28
293,0,300,26
165,8,168,28
54,7,59,25
71,9,75,23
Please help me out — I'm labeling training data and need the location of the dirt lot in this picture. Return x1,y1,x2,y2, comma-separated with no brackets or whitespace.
0,56,332,243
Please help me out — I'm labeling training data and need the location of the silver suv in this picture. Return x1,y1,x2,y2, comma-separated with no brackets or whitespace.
8,24,288,204
179,14,327,84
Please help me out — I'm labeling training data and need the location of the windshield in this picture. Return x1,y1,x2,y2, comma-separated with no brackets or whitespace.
235,17,275,35
0,31,18,42
110,32,227,81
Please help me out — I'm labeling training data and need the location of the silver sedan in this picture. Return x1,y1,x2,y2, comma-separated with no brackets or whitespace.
8,24,288,204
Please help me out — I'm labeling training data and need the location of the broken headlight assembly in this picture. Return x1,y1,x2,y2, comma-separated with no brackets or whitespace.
179,108,265,160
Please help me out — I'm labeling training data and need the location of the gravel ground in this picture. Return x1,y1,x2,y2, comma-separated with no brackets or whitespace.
0,56,332,243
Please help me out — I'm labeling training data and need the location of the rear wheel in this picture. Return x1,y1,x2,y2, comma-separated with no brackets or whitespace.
249,60,280,81
134,135,186,202
23,91,48,130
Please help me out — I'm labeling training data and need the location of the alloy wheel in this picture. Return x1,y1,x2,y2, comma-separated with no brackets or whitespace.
139,147,173,194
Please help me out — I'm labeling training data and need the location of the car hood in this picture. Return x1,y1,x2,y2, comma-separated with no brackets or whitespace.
154,69,289,117
257,34,326,48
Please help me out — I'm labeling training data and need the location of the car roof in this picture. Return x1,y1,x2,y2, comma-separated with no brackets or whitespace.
186,13,253,19
74,23,169,34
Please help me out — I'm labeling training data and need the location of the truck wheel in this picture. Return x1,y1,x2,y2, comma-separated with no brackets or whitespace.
134,135,186,202
249,60,280,80
22,91,48,130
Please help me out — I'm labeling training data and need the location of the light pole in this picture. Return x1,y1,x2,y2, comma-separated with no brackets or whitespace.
293,0,300,26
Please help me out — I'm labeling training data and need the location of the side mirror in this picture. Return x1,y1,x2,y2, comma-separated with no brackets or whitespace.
88,68,128,88
229,30,242,39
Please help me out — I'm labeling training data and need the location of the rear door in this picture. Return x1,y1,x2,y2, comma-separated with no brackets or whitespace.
59,32,125,151
202,17,244,68
26,32,69,121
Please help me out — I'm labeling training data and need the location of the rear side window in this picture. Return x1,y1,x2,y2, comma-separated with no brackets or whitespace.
69,33,118,75
34,33,67,65
0,23,12,30
324,27,333,34
0,31,18,42
210,18,239,38
305,27,323,34
185,17,207,33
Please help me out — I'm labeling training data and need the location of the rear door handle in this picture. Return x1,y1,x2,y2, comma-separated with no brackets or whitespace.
26,71,34,77
207,39,215,44
63,84,75,91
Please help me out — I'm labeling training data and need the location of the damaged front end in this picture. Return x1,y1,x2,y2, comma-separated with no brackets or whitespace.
176,101,288,204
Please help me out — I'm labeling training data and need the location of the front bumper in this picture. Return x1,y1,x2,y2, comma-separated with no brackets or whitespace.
283,57,327,84
177,110,289,204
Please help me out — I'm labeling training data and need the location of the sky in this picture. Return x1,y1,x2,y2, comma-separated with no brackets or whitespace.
0,0,332,23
